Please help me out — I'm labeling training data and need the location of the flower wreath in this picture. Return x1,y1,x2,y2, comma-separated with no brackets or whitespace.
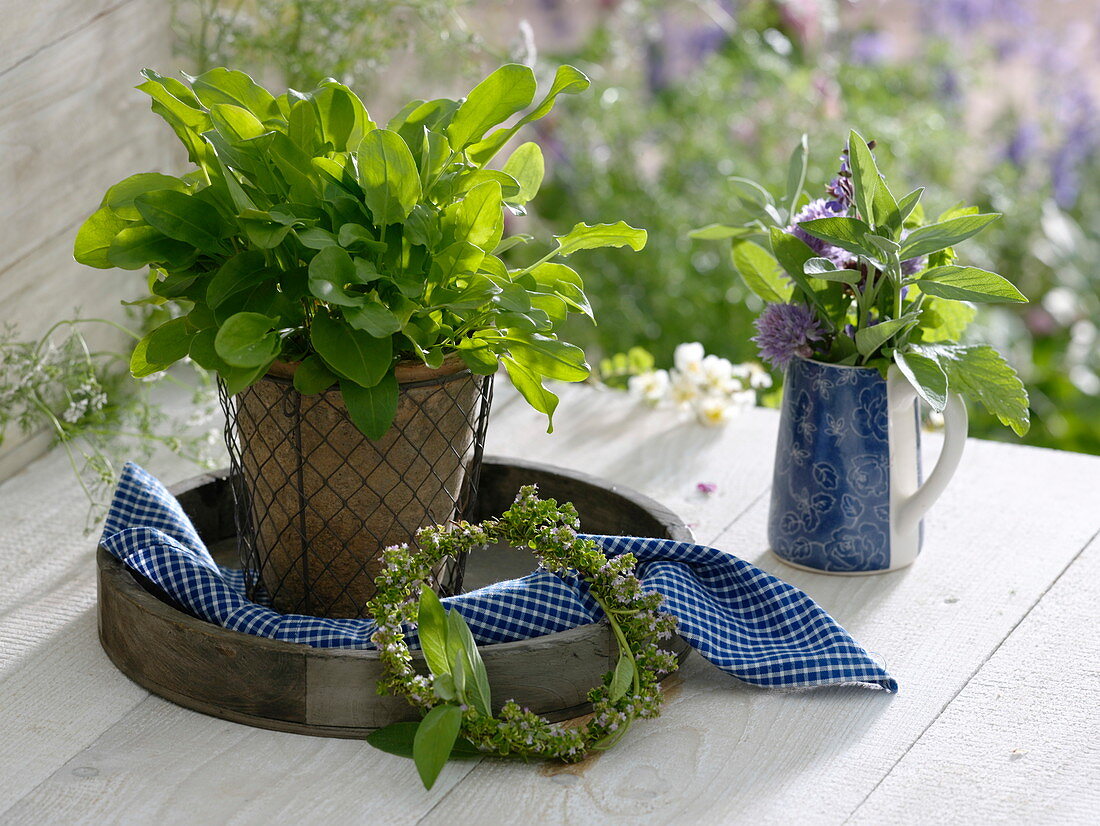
366,486,679,785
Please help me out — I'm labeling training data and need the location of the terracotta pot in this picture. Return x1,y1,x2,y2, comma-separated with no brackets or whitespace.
231,356,490,618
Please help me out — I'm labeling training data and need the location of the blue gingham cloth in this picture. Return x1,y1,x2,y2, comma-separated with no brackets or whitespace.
101,462,897,692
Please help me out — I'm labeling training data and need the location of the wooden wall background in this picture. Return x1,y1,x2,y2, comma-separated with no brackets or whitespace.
0,0,175,477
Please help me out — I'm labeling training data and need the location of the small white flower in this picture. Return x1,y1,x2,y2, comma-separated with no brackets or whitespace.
700,354,735,392
627,369,670,404
673,342,706,375
694,396,737,427
747,363,773,389
668,371,701,407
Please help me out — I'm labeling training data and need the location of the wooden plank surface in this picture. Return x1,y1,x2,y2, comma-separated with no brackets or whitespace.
850,533,1100,823
1,383,1098,824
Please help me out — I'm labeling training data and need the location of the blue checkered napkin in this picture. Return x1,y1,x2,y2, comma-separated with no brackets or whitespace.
101,463,897,692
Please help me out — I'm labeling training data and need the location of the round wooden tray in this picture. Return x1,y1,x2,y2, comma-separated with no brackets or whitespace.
97,456,694,739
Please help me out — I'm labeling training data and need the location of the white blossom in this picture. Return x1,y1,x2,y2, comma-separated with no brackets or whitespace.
627,369,670,404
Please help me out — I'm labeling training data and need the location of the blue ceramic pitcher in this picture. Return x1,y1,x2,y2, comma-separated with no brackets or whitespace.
768,357,968,574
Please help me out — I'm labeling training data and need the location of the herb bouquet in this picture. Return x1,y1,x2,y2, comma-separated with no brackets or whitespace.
694,132,1030,573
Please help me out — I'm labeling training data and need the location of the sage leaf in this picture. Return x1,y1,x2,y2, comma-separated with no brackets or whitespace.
894,350,948,413
310,311,392,387
797,216,875,258
916,344,1030,436
783,133,809,220
855,317,913,357
214,312,281,368
804,257,861,284
731,240,792,304
899,213,1001,259
914,266,1027,303
340,374,398,440
847,129,879,226
412,704,463,790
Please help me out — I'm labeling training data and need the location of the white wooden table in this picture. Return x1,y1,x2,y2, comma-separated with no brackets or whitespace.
2,384,1098,824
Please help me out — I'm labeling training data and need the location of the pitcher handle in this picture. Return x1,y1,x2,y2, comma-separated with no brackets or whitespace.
896,393,968,537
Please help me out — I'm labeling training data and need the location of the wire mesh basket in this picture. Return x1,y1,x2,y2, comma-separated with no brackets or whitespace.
219,360,493,619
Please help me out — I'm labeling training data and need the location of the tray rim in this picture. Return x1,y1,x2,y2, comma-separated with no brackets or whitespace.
96,455,694,735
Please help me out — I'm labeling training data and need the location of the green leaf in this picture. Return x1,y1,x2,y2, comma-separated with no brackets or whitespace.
502,356,558,432
419,588,452,677
466,64,588,163
445,609,491,718
847,129,879,226
914,266,1027,303
412,704,463,790
915,296,976,343
340,373,398,439
311,312,392,387
129,335,168,379
804,257,861,284
358,129,422,226
189,67,278,120
916,344,1030,435
798,216,875,258
500,142,544,204
894,350,948,413
345,297,402,337
134,190,224,252
457,337,499,375
609,653,635,702
783,134,809,220
206,251,271,308
308,246,363,307
766,229,833,321
102,173,189,220
74,207,130,268
899,214,1001,259
502,332,588,381
731,240,792,304
855,317,913,357
551,221,647,257
144,317,194,365
454,180,504,252
208,103,268,143
448,64,537,150
310,81,376,151
892,187,925,231
106,225,195,270
292,356,337,394
214,312,281,368
367,722,481,761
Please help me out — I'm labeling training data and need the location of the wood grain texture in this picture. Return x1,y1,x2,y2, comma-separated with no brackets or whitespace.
0,0,132,75
850,533,1100,824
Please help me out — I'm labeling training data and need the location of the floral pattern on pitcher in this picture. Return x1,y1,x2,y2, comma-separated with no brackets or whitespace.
769,358,907,573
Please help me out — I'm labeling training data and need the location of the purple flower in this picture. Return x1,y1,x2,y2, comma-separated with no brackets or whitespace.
789,198,853,267
752,303,825,369
825,152,854,213
696,482,717,495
